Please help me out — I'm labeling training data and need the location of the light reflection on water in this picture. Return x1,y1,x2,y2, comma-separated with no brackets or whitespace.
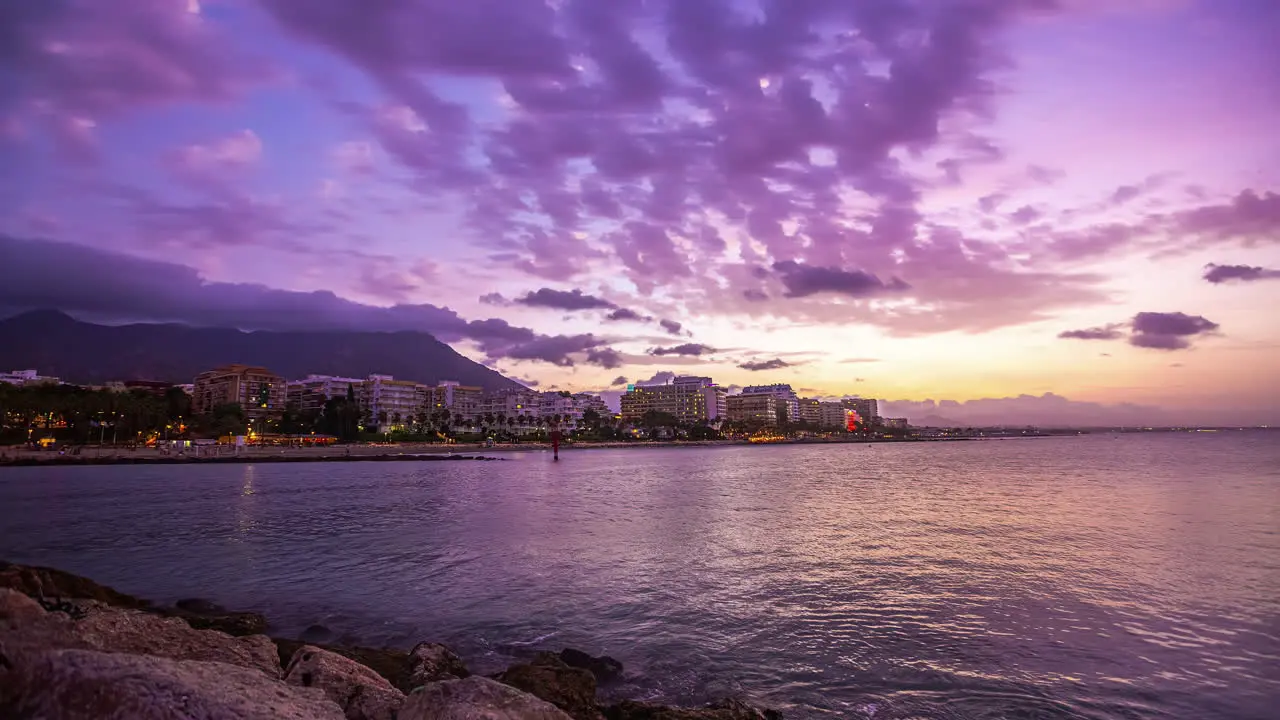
1,433,1277,719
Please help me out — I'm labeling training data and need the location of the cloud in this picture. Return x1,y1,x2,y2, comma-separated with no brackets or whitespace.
515,288,616,310
635,371,676,386
610,376,628,386
658,319,684,335
771,261,910,299
1059,324,1125,341
880,393,1177,428
1175,190,1280,242
585,347,623,369
1129,311,1219,350
605,308,647,322
648,343,713,357
1203,263,1280,284
739,358,792,372
839,357,881,364
479,292,509,306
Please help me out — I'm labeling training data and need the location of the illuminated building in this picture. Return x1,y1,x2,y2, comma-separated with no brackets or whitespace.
798,398,823,425
620,376,726,424
727,393,777,427
191,364,285,421
842,397,879,423
431,381,484,421
882,417,909,429
287,374,363,413
741,384,800,424
818,402,847,429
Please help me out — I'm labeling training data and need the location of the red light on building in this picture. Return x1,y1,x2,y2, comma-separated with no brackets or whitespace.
846,409,861,432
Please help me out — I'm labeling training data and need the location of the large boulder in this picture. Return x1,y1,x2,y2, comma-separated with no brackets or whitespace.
409,641,471,687
400,676,574,720
73,604,281,678
285,644,405,720
274,637,415,692
558,648,624,684
495,652,601,720
0,644,345,720
0,562,149,609
602,699,782,720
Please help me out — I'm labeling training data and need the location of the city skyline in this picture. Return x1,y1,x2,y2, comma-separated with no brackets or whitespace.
1,0,1278,426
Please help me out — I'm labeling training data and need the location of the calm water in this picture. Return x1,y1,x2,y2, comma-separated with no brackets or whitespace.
1,434,1277,719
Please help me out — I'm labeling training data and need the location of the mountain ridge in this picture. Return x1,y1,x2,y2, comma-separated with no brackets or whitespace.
0,310,523,390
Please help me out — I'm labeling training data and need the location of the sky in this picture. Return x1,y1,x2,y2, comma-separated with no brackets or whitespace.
1,0,1278,426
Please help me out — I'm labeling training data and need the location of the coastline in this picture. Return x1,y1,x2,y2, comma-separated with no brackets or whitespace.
0,435,941,467
0,561,783,719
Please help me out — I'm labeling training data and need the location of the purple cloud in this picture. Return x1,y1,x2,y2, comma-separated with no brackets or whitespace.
648,343,713,357
585,347,623,369
516,288,616,311
1203,263,1280,284
610,376,628,386
739,358,792,372
605,308,647,322
772,261,910,299
658,319,684,335
1130,312,1219,351
1059,324,1125,341
1177,190,1280,242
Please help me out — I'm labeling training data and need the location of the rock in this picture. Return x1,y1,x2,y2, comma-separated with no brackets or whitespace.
400,676,574,720
558,648,624,684
601,699,782,720
409,641,471,687
285,644,405,720
0,561,149,609
302,623,335,643
0,644,345,720
274,637,415,692
0,588,86,653
73,604,281,678
495,652,600,720
159,598,270,637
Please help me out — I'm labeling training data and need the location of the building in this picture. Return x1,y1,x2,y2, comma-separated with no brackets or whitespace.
819,402,848,429
741,384,800,424
619,376,726,425
430,381,484,422
727,393,777,427
286,375,363,413
479,388,543,421
575,393,611,417
0,369,59,387
842,397,880,424
191,365,285,421
882,417,909,429
361,375,425,432
798,398,823,425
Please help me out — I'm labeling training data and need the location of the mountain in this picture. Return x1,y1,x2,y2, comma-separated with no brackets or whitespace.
0,310,524,390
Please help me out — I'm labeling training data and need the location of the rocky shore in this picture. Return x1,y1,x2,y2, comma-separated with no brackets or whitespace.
0,562,782,720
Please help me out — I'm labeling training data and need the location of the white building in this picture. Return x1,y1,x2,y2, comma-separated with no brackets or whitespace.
620,376,726,425
361,375,426,432
819,402,849,429
0,369,59,387
287,374,364,412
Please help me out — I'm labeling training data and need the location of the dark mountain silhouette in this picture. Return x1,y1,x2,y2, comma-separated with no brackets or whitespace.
0,310,523,390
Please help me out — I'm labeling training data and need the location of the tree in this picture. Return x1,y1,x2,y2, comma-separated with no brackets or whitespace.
581,408,601,431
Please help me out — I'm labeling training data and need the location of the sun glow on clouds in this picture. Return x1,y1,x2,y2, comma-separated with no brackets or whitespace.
0,0,1277,423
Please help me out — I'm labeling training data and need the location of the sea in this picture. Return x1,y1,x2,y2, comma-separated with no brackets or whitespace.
1,432,1277,719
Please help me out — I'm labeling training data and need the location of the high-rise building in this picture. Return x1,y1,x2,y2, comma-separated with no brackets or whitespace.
191,364,285,421
619,376,725,425
882,417,909,429
819,402,848,429
798,398,823,425
361,375,424,432
726,393,777,426
842,397,879,423
479,388,543,421
287,375,363,413
741,384,799,424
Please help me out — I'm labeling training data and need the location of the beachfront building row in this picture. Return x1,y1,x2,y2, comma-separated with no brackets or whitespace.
190,367,610,433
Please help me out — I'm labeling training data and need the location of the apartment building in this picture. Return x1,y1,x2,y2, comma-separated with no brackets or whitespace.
362,375,424,432
479,388,543,421
726,393,777,427
819,402,849,429
286,374,363,413
842,397,880,423
798,398,823,425
619,376,726,425
430,381,484,421
741,384,800,424
191,364,285,421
